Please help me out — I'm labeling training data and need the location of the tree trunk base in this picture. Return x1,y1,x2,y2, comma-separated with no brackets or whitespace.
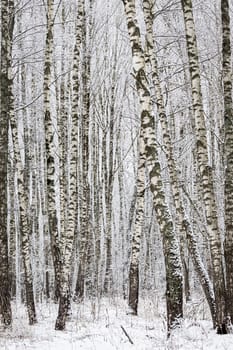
55,293,70,331
217,317,233,334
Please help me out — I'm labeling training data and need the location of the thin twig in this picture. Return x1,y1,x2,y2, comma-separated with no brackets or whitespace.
120,325,134,345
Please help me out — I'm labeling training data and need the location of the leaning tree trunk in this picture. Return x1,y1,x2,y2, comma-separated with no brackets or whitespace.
181,0,225,328
122,0,183,335
55,0,85,330
0,0,13,327
221,0,233,325
142,0,216,327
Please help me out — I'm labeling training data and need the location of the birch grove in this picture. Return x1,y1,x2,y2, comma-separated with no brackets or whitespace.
0,0,233,337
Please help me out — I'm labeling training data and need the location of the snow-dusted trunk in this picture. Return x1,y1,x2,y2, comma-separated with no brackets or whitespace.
76,9,91,299
0,0,13,326
122,0,183,334
103,70,116,294
58,4,69,302
116,117,127,297
221,0,233,323
93,122,101,297
181,0,225,327
128,130,145,314
9,164,16,298
143,0,216,326
43,0,61,301
7,0,37,326
55,0,85,330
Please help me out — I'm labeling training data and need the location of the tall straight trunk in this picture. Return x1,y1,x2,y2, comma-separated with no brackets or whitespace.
76,7,91,300
116,116,127,298
103,61,117,294
128,129,146,314
58,4,69,301
222,0,233,324
9,159,16,298
0,0,13,327
43,0,61,301
142,0,216,326
55,0,85,330
181,0,225,327
9,0,37,326
122,0,183,334
93,121,101,297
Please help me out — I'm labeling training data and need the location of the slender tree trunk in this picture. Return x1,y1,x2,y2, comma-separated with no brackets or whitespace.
75,8,91,299
222,0,233,325
103,68,116,294
43,0,61,302
122,0,183,335
181,0,225,328
7,0,37,326
0,0,13,327
128,129,146,314
55,0,85,330
9,161,16,298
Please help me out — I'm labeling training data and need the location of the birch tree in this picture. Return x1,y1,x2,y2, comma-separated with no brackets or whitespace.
221,0,233,324
55,0,85,330
0,0,13,326
75,2,92,299
142,0,216,326
181,0,225,328
128,129,146,315
122,0,183,334
43,0,62,301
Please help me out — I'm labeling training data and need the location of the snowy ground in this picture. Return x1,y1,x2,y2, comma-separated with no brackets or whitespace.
1,296,233,350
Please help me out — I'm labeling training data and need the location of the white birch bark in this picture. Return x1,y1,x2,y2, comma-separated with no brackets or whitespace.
55,0,85,330
181,0,225,327
142,0,216,326
122,0,183,334
7,0,38,326
0,0,13,326
76,7,91,299
43,0,61,301
128,129,146,314
221,0,233,325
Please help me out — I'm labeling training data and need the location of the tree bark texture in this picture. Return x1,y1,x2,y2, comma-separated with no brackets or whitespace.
55,0,85,330
128,129,146,315
143,0,216,327
222,0,233,324
122,0,183,334
43,0,61,302
181,0,225,327
0,0,13,327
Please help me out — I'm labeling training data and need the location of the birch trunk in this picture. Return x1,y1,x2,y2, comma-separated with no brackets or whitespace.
143,0,216,326
103,70,116,294
8,0,37,326
128,129,146,314
55,0,85,330
181,0,225,327
221,0,233,324
58,5,69,302
0,0,13,326
122,0,183,334
43,0,61,301
76,8,91,299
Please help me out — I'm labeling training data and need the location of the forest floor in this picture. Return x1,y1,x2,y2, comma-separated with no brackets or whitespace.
0,295,232,349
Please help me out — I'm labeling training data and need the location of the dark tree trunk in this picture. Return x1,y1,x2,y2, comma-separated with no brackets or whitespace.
222,0,233,327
